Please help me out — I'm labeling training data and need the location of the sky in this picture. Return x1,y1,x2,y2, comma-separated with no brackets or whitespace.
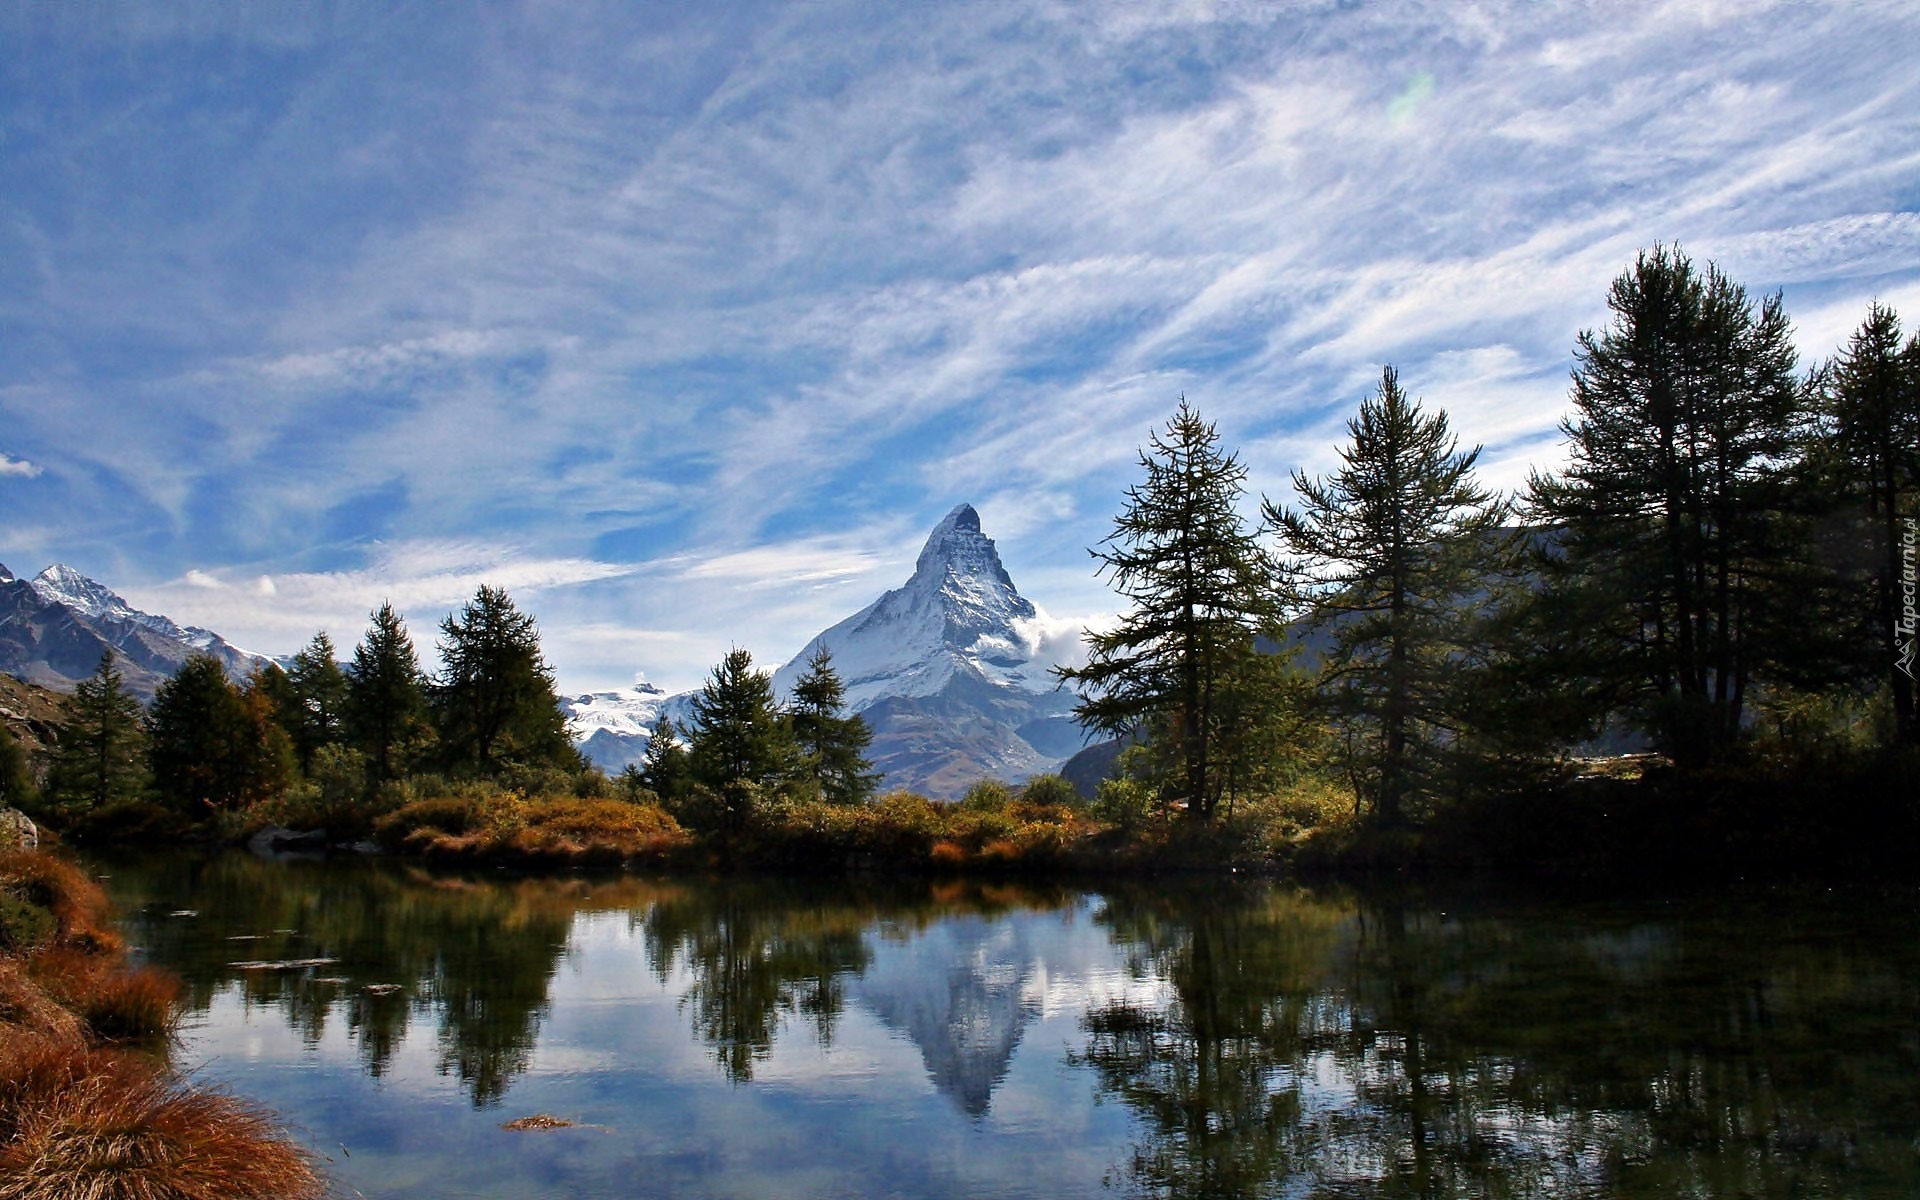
3,0,1918,696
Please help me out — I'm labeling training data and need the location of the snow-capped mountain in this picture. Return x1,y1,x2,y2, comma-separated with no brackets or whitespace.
570,504,1087,797
559,680,671,772
769,503,1061,709
0,562,270,702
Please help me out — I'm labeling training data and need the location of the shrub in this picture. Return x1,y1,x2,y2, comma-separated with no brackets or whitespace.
958,780,1014,812
0,891,55,955
1018,773,1079,810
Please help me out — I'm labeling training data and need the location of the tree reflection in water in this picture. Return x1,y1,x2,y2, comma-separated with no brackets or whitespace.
105,851,640,1107
96,851,1917,1196
1081,883,1918,1199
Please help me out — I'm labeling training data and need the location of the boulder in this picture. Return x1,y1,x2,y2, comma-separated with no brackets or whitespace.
0,807,37,850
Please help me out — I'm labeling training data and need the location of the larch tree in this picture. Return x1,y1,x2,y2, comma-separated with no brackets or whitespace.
686,648,796,839
285,631,349,773
1528,246,1816,765
787,644,878,806
344,602,432,787
1819,303,1920,745
1057,399,1279,822
434,586,575,777
1266,366,1512,825
45,651,147,817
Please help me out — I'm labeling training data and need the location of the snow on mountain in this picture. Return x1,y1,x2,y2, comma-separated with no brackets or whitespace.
569,504,1088,795
765,503,1085,797
769,504,1058,710
0,563,271,702
561,680,669,740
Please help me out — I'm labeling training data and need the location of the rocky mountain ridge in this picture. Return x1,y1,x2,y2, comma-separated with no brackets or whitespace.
569,505,1087,798
0,562,269,703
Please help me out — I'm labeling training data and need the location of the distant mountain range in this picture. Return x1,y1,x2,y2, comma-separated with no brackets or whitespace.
0,561,269,703
5,507,1093,798
566,504,1087,798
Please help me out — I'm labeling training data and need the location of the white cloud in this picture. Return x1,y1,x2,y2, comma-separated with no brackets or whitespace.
0,453,42,478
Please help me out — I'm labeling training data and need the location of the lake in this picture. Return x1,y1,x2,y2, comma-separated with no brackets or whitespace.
92,851,1918,1199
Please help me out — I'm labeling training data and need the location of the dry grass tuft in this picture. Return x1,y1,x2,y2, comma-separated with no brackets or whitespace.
0,1046,324,1200
0,852,119,954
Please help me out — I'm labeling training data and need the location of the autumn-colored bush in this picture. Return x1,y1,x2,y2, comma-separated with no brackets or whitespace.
374,784,690,866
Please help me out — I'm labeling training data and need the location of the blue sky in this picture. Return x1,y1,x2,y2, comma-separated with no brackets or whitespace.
3,0,1918,694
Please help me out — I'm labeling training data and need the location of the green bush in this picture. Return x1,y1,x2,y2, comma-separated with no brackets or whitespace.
1018,773,1079,809
0,890,55,953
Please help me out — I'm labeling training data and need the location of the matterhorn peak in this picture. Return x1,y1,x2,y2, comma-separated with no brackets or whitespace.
912,503,1016,594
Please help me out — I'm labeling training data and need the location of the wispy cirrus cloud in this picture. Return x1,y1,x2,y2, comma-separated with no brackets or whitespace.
3,0,1915,691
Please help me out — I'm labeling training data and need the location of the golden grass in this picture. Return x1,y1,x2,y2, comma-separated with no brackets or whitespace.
0,1043,323,1200
1,849,324,1199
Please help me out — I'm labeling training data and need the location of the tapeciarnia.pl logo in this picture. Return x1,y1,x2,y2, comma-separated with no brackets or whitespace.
1899,516,1917,681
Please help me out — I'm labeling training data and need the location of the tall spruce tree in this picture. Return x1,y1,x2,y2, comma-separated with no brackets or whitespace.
1820,303,1920,745
687,648,797,838
345,602,432,786
1528,246,1813,765
1057,399,1278,822
787,645,878,806
1266,366,1512,824
45,651,147,817
434,586,575,777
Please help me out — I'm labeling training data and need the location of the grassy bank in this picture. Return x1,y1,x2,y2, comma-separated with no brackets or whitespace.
0,848,324,1200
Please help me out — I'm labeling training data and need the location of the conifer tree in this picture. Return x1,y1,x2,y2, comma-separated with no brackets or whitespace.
788,645,878,806
640,713,692,806
148,655,290,813
285,631,348,772
687,648,797,837
433,586,576,777
345,602,432,786
1528,247,1815,765
1267,366,1511,824
1057,399,1277,821
45,651,147,816
1820,303,1920,745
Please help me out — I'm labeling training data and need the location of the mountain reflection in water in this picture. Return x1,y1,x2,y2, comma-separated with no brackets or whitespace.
96,851,1917,1200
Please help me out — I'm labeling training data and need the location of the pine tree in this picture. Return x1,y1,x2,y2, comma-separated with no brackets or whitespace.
434,586,576,777
45,651,147,817
1528,247,1815,765
1057,399,1277,821
1266,366,1512,824
1820,303,1920,745
687,648,797,838
344,602,432,786
787,645,878,806
285,631,348,773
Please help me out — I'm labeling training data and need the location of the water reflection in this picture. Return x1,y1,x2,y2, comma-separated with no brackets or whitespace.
1081,883,1920,1198
93,852,1919,1199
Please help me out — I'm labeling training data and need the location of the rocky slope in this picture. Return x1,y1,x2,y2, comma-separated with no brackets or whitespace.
0,561,268,703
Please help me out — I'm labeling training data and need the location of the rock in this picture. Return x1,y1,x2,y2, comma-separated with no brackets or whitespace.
0,807,36,850
246,826,330,857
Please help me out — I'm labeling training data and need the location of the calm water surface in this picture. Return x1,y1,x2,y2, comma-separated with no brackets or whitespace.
93,852,1918,1199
